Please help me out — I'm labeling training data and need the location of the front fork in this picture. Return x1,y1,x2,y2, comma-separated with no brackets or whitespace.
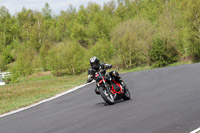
98,72,111,93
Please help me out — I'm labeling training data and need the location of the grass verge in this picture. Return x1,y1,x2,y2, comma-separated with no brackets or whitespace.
0,73,87,114
0,61,191,115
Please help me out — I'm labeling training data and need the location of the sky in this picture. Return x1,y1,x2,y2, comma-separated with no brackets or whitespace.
0,0,112,15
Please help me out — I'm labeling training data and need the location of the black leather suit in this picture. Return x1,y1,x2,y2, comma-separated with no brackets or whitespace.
87,63,121,83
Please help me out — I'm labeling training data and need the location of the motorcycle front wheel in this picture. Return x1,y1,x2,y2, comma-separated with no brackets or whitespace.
99,86,115,105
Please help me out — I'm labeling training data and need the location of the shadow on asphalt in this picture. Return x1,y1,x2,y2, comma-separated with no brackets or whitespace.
95,99,131,106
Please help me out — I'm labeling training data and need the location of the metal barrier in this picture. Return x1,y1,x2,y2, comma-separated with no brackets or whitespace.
1,72,12,79
0,70,11,86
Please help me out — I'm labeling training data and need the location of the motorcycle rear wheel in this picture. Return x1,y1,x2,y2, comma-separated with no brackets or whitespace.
122,88,131,100
99,86,115,105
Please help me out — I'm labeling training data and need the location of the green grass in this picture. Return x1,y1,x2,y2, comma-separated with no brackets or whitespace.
0,61,192,115
165,61,192,67
0,72,87,114
117,61,191,74
118,66,153,73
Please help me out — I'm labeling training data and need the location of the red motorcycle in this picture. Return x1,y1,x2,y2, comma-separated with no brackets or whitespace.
94,70,131,105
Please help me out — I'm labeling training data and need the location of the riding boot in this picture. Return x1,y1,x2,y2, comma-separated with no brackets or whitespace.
95,86,100,95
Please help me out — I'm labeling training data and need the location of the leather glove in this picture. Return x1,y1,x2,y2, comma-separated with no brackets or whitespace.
87,78,93,83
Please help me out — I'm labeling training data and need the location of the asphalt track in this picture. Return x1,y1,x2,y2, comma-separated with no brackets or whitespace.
0,63,200,133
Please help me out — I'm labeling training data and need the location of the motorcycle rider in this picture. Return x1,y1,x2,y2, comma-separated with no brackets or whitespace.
87,56,127,94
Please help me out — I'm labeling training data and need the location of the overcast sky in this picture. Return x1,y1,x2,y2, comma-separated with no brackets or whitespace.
0,0,112,15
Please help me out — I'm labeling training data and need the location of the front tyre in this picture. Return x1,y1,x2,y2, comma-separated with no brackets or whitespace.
99,86,115,105
122,88,131,100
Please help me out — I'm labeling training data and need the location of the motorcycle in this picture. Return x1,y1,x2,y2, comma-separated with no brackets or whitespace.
93,70,131,105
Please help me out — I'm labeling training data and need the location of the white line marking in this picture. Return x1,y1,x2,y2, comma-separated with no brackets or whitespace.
190,127,200,133
0,82,94,118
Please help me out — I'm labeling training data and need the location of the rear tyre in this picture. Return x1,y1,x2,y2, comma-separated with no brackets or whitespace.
122,88,131,100
99,86,115,105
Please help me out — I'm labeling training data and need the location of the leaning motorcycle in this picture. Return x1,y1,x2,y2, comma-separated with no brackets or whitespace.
93,70,131,105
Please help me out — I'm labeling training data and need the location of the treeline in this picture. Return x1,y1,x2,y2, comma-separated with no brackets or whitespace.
0,0,199,81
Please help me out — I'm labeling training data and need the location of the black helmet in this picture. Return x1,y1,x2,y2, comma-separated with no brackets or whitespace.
90,56,100,71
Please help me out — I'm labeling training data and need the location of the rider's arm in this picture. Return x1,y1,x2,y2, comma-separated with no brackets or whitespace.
87,68,94,83
102,63,112,70
87,76,93,83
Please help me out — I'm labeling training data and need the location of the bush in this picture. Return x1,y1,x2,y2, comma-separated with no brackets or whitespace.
10,46,40,82
0,45,14,70
149,7,180,67
47,42,88,76
89,39,115,63
39,40,51,71
111,18,154,68
150,39,179,67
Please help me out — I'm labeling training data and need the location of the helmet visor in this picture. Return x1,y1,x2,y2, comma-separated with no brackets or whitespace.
91,62,99,70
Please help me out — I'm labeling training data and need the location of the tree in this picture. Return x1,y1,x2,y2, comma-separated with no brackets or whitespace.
186,0,200,61
103,0,117,17
42,3,52,19
115,0,127,21
55,11,74,41
112,18,154,68
89,38,115,63
0,45,14,70
0,6,11,49
70,23,88,46
76,5,88,25
11,47,37,77
150,4,180,67
39,39,51,71
137,0,165,22
30,12,44,51
17,8,36,42
47,42,87,76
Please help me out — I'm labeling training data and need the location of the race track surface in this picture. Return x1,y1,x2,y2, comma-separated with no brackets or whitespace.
0,63,200,133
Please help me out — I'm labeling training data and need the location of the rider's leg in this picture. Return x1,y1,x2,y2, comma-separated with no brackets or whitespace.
95,83,100,95
109,71,127,89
